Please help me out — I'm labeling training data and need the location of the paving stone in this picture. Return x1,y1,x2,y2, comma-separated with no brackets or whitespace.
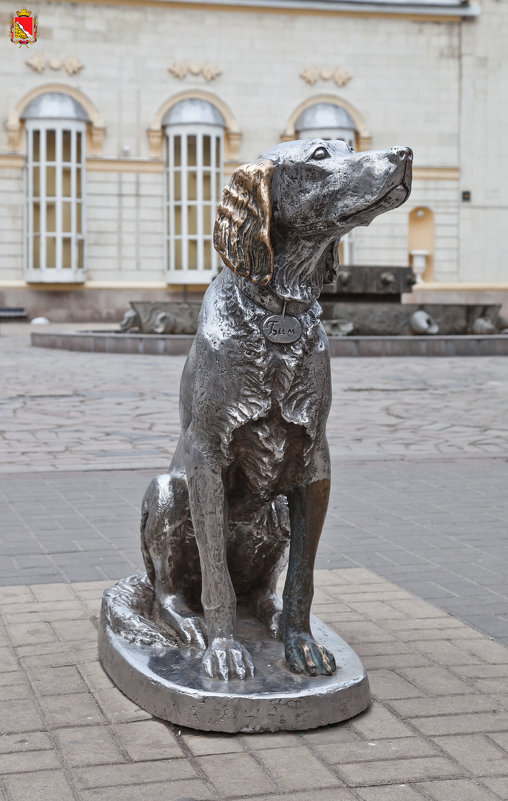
417,778,503,801
197,753,278,797
460,639,508,664
51,618,98,643
241,731,313,749
472,677,508,695
79,781,214,801
111,720,184,761
0,731,52,754
74,759,196,789
93,687,152,724
482,777,508,798
351,703,416,740
246,792,356,801
0,671,31,701
31,584,77,602
254,745,339,791
316,736,438,766
362,653,433,670
31,665,89,696
78,661,115,691
301,725,364,746
39,691,106,728
184,731,245,755
4,769,75,801
433,734,508,776
397,666,474,696
0,587,35,603
0,699,44,734
0,749,61,774
54,725,125,767
336,756,463,787
368,669,425,700
5,621,57,647
355,787,425,801
489,731,508,751
388,694,497,718
409,712,508,736
409,641,485,666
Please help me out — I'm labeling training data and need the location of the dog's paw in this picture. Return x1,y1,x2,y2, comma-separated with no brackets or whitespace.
284,633,336,677
177,616,207,649
201,638,255,681
251,592,283,640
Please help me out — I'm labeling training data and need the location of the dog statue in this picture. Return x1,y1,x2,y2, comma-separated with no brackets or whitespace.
140,139,412,681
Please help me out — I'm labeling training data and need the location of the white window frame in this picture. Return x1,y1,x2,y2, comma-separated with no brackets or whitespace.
25,118,86,283
164,122,223,284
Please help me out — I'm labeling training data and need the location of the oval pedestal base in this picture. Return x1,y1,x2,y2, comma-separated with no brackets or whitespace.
98,574,371,733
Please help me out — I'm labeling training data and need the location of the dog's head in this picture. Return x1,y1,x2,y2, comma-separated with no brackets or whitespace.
214,139,412,298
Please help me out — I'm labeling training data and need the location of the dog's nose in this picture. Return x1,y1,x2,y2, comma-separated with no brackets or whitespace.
389,146,413,163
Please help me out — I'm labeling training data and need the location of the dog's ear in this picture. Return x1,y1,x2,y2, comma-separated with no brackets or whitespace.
213,159,274,286
322,240,340,285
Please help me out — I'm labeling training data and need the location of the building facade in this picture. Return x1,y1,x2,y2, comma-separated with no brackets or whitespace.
0,0,506,320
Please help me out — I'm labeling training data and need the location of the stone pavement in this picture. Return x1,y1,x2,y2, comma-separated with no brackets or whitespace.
1,323,508,799
1,324,507,644
2,323,508,472
1,569,508,801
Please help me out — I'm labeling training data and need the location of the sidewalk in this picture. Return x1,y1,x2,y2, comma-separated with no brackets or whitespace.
1,569,508,801
1,324,507,799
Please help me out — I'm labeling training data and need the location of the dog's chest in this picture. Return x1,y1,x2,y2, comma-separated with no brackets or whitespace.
230,404,307,497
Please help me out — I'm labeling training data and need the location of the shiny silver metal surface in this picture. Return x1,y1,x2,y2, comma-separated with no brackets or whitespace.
21,92,90,121
100,139,412,730
162,98,226,127
99,574,370,733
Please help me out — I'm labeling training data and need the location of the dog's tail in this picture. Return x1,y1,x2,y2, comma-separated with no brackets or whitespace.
140,497,155,586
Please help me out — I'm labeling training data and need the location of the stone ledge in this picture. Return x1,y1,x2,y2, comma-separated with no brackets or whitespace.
30,329,508,357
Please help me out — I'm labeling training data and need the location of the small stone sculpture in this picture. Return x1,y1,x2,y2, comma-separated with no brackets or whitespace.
100,139,412,732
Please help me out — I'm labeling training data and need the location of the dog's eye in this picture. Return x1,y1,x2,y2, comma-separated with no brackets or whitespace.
310,146,330,161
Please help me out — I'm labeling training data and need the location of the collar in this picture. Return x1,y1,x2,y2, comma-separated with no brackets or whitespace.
235,275,315,316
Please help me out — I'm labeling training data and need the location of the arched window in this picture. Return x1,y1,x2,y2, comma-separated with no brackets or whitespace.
22,92,87,282
295,103,357,266
163,99,225,283
295,102,356,146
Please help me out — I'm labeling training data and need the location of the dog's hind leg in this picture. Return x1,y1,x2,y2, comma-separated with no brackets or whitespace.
141,472,207,648
230,496,290,639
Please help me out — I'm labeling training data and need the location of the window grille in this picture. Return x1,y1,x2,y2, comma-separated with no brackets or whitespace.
22,93,87,282
164,100,224,283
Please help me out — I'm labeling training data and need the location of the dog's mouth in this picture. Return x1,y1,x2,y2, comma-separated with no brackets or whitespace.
338,155,412,225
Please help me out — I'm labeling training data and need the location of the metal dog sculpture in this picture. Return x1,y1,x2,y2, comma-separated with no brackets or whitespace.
141,139,412,681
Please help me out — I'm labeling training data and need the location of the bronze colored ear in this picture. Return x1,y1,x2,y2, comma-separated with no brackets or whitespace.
213,159,274,286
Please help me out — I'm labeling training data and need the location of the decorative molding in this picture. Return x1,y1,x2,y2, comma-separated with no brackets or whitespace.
0,154,25,168
86,158,164,173
6,84,104,155
26,54,84,75
283,94,371,151
300,66,352,87
413,166,460,180
169,62,221,82
148,89,240,161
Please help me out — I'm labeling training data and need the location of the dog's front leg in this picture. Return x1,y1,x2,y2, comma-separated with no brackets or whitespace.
281,478,337,677
185,441,255,681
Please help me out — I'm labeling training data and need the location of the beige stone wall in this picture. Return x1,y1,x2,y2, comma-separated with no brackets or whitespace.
459,0,508,283
0,168,24,280
1,0,504,305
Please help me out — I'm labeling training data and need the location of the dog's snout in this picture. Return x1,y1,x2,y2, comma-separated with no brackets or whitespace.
389,146,413,163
